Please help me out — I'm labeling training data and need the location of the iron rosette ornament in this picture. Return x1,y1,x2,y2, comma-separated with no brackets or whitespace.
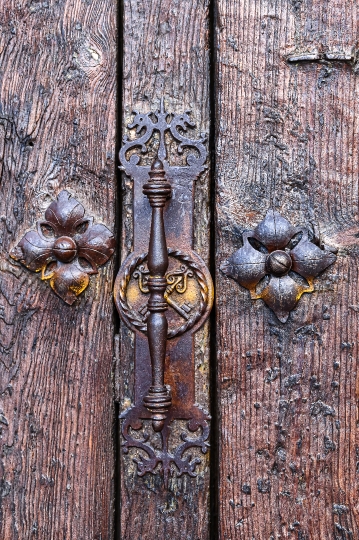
10,190,115,305
221,210,337,323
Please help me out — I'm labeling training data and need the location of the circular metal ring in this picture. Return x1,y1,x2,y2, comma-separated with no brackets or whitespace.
114,248,213,339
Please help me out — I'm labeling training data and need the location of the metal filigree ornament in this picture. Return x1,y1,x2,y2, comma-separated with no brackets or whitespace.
114,100,213,484
117,248,211,339
221,210,337,322
10,191,115,304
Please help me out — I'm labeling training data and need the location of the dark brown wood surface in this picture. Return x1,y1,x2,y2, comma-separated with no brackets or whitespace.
0,1,117,538
215,1,359,538
118,0,211,538
3,0,358,537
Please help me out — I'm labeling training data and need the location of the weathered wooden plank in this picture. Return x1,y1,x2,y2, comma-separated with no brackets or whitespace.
0,1,117,538
118,0,211,538
215,0,359,538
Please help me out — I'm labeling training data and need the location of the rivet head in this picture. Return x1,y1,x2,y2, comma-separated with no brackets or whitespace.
266,250,292,277
53,236,77,263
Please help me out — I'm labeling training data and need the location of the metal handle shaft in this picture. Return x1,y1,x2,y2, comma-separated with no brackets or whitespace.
142,158,172,431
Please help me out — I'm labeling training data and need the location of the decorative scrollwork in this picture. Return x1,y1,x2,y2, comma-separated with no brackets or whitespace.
119,98,207,174
121,405,210,488
115,248,211,339
134,264,195,320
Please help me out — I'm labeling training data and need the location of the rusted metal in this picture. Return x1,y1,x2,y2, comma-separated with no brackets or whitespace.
221,209,337,323
10,190,115,304
142,158,172,432
114,100,213,484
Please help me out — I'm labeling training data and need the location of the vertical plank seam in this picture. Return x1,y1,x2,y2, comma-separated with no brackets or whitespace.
209,0,219,538
114,0,124,537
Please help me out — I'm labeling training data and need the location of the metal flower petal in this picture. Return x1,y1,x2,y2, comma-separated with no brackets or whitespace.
254,209,297,252
43,262,90,305
10,230,55,271
77,223,116,272
258,275,312,323
220,232,266,289
290,231,337,279
10,190,115,304
221,210,337,323
43,190,86,236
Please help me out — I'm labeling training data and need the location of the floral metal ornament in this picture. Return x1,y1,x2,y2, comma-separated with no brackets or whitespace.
10,190,115,305
221,210,337,323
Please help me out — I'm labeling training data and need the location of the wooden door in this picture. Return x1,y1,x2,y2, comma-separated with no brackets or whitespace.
1,0,359,539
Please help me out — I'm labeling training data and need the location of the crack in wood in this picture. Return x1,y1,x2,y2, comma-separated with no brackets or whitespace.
287,49,359,71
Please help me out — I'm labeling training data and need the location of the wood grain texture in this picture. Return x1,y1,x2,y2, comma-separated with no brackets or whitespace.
0,1,117,538
215,0,359,538
118,0,211,538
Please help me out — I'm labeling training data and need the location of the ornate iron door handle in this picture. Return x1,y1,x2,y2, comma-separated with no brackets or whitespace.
114,100,213,483
142,159,172,431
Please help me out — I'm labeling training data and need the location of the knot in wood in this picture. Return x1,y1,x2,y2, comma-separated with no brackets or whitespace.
266,250,292,277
